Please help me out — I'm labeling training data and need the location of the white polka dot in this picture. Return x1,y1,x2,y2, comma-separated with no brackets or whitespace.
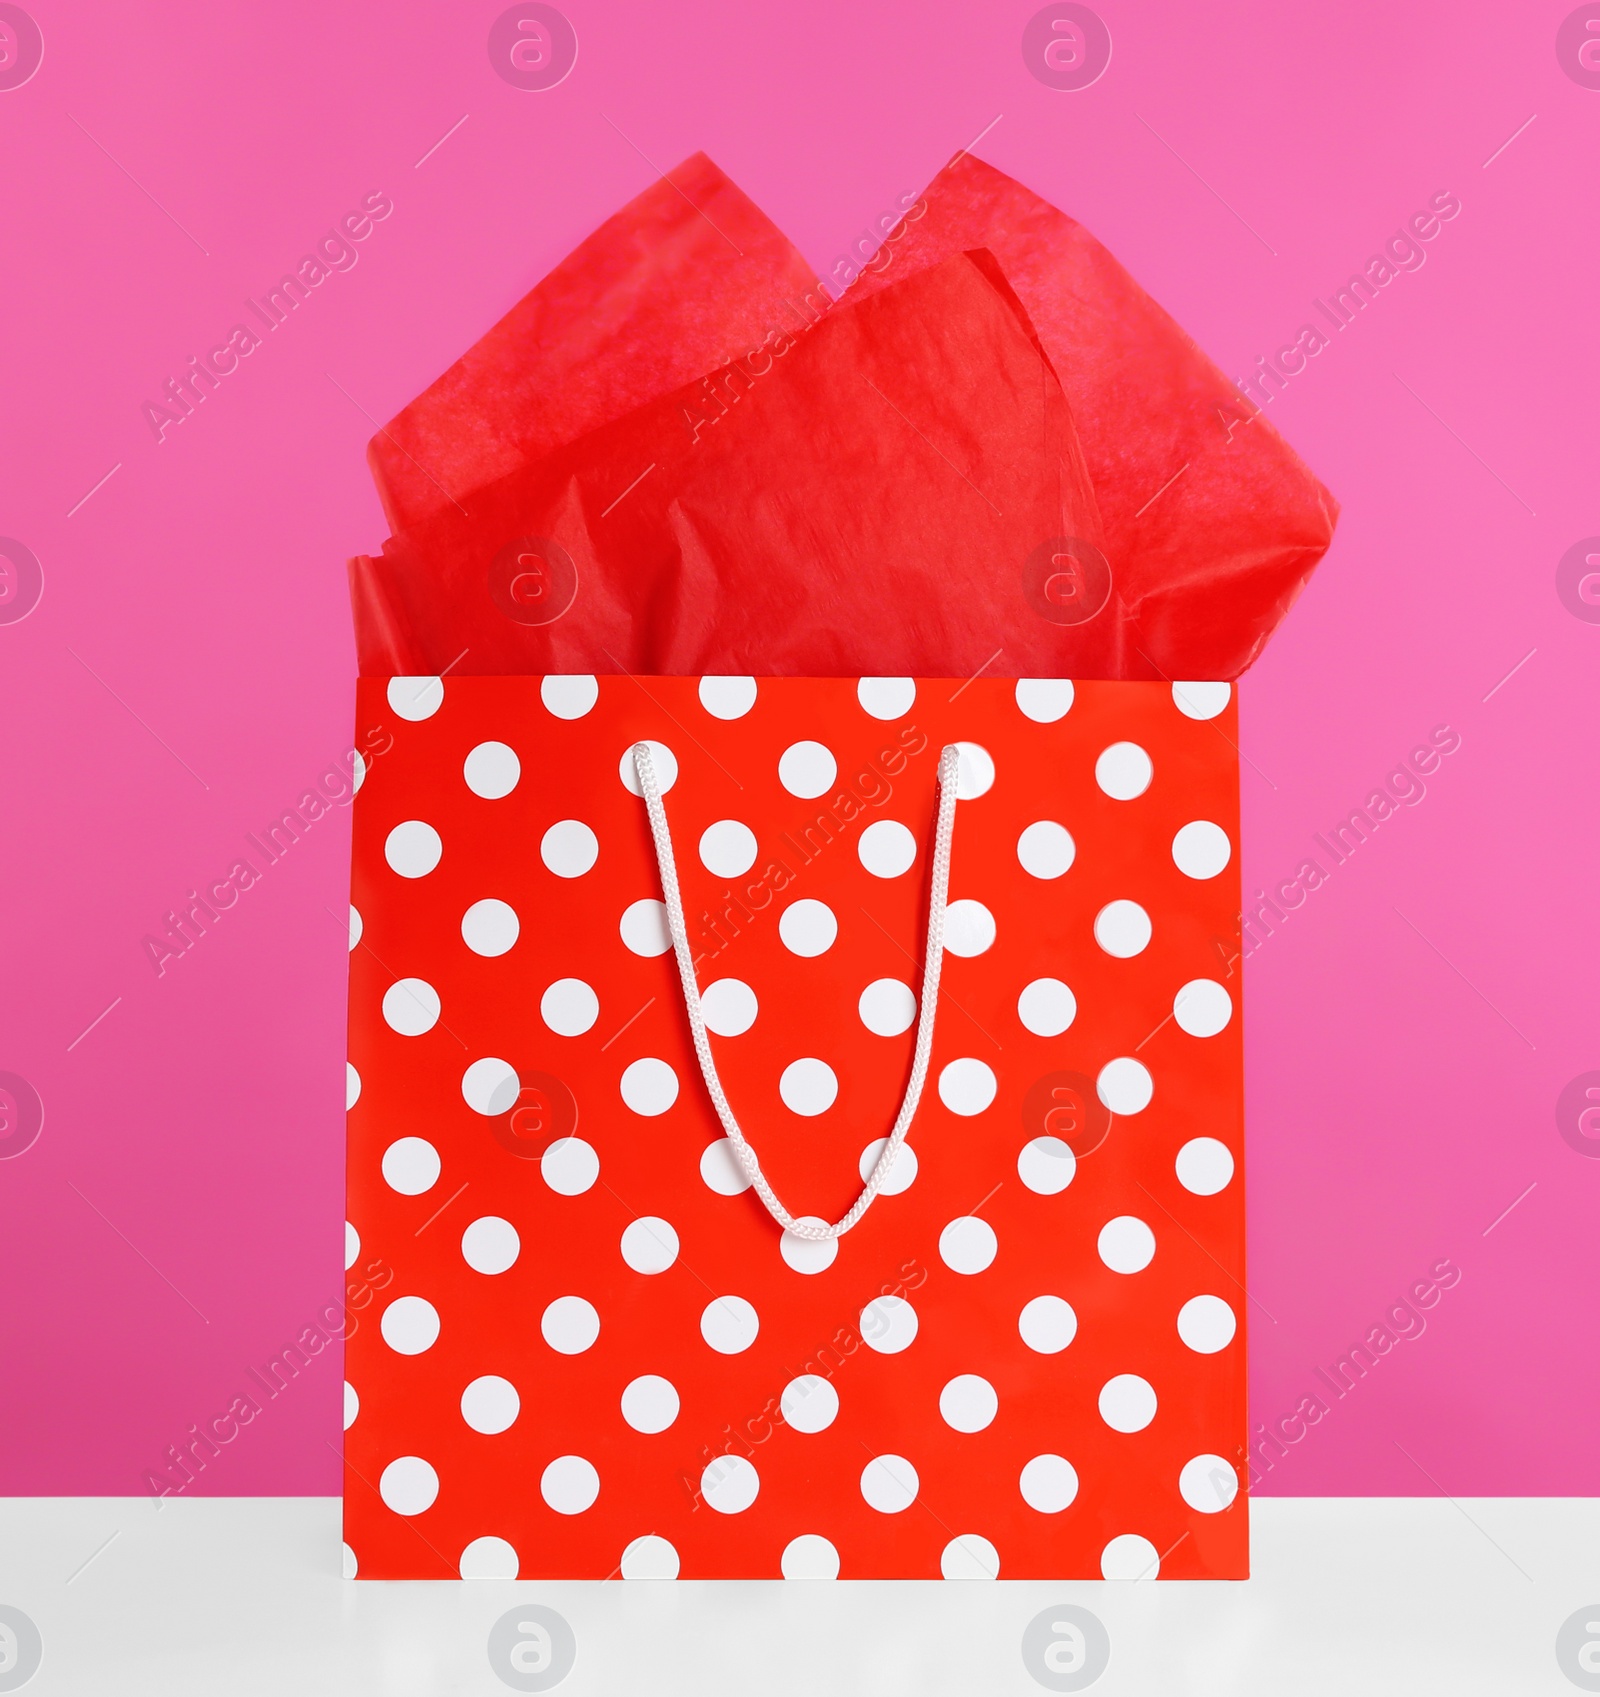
939,1374,998,1432
387,675,443,721
955,743,995,799
620,1535,679,1579
701,1296,759,1354
1019,1295,1078,1354
462,898,519,957
701,978,757,1036
620,1217,679,1274
619,739,677,796
621,1058,679,1116
381,1295,440,1356
462,1058,519,1116
1178,1294,1237,1353
385,820,442,878
1099,1374,1157,1433
1095,741,1153,800
1097,1057,1154,1115
699,819,758,877
1175,978,1233,1037
342,1543,357,1579
1098,1215,1156,1274
1017,978,1076,1036
344,1221,360,1270
1017,821,1076,879
1173,820,1232,879
858,978,916,1036
698,676,757,719
540,819,598,878
346,1063,361,1110
1180,1454,1240,1514
858,1138,918,1195
541,1296,600,1355
348,905,362,951
351,751,367,795
541,1136,599,1196
779,899,837,956
382,977,440,1036
540,1455,599,1515
860,1455,919,1513
944,899,996,956
461,1375,519,1434
379,1456,438,1516
857,677,915,719
1018,1136,1076,1195
1175,1137,1235,1195
344,1380,358,1430
540,977,599,1037
781,1535,840,1579
939,1216,998,1274
620,1375,679,1434
860,1294,918,1353
779,1059,837,1117
1173,680,1231,720
619,898,671,956
382,1137,439,1195
857,819,917,877
1094,899,1151,957
780,1375,839,1434
700,1138,752,1196
938,1058,997,1116
540,675,598,719
1020,1454,1079,1513
1015,678,1075,722
459,1536,519,1579
778,740,837,798
461,1216,520,1275
463,741,520,799
781,1217,838,1274
701,1455,759,1514
1101,1533,1160,1580
941,1535,1000,1579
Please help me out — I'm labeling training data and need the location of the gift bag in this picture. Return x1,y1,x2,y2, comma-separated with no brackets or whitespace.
340,154,1336,1581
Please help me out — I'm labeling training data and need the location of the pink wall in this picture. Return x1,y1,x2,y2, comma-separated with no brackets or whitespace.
0,0,1595,1496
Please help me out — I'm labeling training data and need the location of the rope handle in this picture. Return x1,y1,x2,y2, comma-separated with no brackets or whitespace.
632,741,962,1242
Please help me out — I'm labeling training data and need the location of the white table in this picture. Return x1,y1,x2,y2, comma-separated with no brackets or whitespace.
0,1497,1595,1693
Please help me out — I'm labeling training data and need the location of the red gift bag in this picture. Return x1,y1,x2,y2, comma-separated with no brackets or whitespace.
339,154,1335,1580
343,672,1247,1580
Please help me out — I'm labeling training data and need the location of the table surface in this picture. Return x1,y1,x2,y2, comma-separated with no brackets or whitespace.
1,1495,1596,1693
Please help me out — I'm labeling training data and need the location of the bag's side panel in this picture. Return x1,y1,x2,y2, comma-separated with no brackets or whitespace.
342,675,1245,1579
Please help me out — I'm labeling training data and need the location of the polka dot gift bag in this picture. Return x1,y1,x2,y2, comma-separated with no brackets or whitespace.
340,154,1337,1580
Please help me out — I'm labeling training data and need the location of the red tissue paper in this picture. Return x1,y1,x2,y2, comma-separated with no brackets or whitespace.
349,152,1336,681
368,153,821,536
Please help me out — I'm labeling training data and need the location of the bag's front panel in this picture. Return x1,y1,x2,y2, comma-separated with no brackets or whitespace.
344,675,1245,1579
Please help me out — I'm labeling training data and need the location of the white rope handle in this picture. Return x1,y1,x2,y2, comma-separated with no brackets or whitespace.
633,741,962,1242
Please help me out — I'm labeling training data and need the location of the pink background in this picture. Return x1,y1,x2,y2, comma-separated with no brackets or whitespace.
1,0,1596,1497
